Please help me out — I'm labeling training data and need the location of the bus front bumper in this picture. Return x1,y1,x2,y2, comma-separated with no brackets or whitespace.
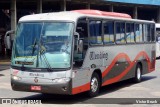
11,79,72,95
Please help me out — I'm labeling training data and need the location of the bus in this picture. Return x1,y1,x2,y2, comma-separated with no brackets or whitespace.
9,10,156,97
156,23,160,58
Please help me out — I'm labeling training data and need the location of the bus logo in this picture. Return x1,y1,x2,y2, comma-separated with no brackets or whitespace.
34,77,38,83
90,51,108,60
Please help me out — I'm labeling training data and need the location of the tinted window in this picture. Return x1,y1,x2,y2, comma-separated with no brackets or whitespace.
116,22,125,43
89,20,102,45
151,24,155,42
143,24,151,42
103,21,114,44
135,24,143,42
126,23,135,43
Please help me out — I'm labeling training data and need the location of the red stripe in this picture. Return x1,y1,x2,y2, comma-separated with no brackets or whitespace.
102,53,131,78
72,83,90,95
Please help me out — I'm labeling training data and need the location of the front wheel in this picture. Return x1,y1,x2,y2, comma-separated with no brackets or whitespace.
134,64,142,83
88,73,100,97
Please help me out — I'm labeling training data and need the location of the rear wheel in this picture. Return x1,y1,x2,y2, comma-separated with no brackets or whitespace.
134,64,142,83
88,73,100,97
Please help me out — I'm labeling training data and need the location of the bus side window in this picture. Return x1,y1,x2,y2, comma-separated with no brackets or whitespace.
151,24,155,42
89,20,102,45
126,23,135,43
143,24,151,42
103,21,114,44
115,22,125,44
135,24,143,42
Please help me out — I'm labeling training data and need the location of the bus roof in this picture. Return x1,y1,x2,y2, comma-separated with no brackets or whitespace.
19,9,154,24
72,10,132,19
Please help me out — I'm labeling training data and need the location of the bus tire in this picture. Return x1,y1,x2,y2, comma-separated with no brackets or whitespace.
134,64,142,83
88,73,100,97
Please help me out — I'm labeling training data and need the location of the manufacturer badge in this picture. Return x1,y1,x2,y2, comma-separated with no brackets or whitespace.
34,77,38,83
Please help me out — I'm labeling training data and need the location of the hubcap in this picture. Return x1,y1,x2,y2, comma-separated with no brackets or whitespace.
137,68,141,80
91,77,98,92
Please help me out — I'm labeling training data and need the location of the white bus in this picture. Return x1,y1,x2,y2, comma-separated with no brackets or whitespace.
156,23,160,58
10,10,156,97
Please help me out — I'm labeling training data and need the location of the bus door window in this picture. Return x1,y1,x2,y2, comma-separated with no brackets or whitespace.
89,20,102,45
73,18,88,68
135,24,143,42
126,23,135,43
115,22,125,44
103,21,114,44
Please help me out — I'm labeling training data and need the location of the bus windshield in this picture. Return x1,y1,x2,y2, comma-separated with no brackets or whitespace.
11,22,73,69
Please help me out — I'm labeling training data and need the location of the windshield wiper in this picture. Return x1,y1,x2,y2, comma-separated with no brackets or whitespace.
21,38,37,71
36,23,54,72
32,38,37,56
39,41,54,72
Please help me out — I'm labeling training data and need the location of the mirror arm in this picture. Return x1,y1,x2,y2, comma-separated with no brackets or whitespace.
74,32,80,52
74,32,80,40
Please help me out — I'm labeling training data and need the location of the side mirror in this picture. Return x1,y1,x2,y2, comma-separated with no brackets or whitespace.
74,32,80,52
4,30,15,50
78,40,83,53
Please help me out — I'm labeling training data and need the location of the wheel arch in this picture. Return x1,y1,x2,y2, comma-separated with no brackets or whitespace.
92,69,102,87
134,61,143,83
136,61,143,73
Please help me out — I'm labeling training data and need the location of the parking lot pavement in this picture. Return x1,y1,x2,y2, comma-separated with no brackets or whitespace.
0,56,10,71
0,64,10,71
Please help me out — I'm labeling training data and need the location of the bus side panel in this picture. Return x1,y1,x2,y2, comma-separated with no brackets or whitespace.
120,43,155,82
72,43,155,94
143,44,156,72
72,46,106,95
101,44,155,85
71,67,92,95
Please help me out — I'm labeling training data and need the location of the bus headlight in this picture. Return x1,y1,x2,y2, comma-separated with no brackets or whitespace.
12,75,21,81
52,78,70,83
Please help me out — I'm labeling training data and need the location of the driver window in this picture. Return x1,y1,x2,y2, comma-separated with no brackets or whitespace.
73,18,88,68
42,23,72,53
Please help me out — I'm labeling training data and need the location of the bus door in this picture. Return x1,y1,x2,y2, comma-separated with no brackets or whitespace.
73,18,89,79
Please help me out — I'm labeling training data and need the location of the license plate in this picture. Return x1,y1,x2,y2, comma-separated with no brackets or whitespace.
31,86,41,91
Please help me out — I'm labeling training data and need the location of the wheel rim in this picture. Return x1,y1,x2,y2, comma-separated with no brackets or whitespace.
91,77,98,92
137,68,141,80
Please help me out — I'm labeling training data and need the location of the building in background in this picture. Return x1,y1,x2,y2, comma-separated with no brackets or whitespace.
0,0,160,56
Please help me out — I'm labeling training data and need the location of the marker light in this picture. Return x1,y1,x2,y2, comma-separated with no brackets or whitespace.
52,78,70,83
12,75,21,81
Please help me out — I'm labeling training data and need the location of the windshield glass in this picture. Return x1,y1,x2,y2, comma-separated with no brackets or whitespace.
11,22,73,69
